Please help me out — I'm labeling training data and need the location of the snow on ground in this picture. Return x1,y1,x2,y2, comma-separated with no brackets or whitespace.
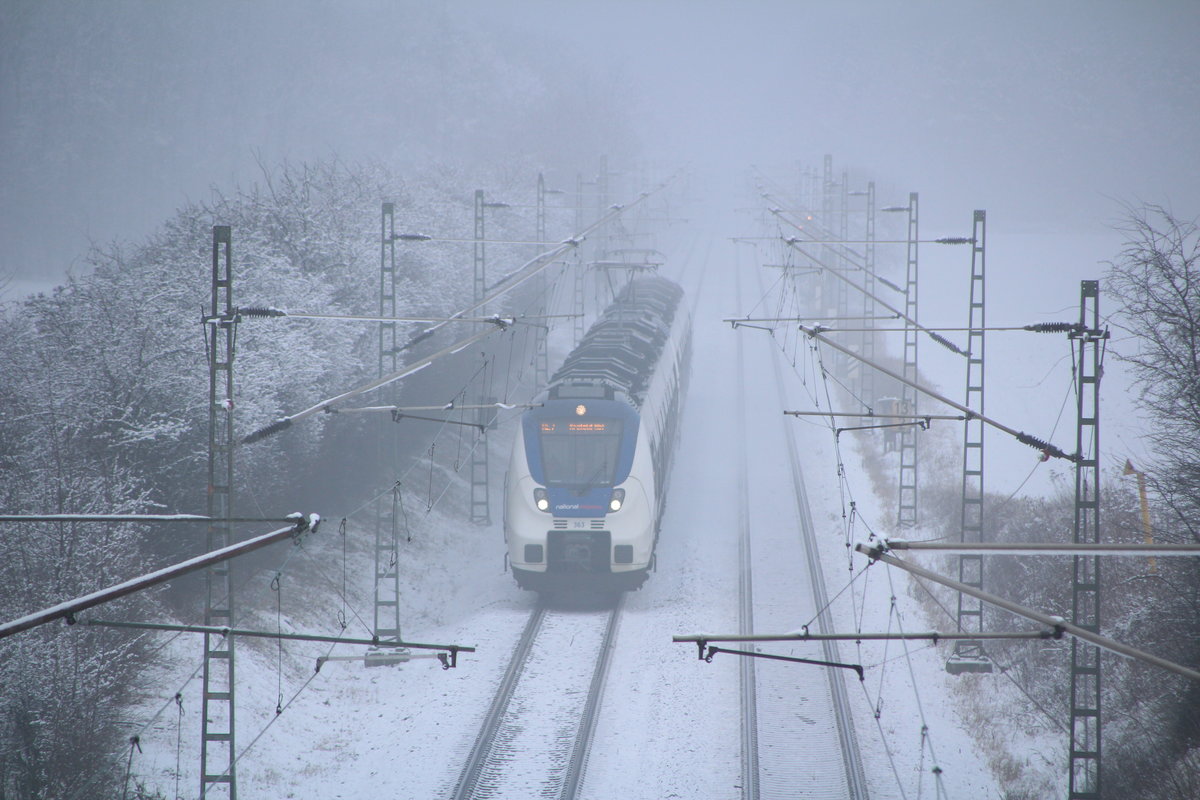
128,193,1026,799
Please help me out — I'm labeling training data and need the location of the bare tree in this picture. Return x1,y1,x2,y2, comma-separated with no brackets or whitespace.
1103,205,1200,798
1107,205,1200,540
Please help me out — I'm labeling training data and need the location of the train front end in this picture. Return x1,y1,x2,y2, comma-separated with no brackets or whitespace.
504,384,655,592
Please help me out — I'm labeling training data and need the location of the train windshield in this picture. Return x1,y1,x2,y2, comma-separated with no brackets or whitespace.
537,419,624,487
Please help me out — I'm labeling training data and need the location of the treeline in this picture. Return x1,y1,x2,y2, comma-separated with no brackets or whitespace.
0,159,543,799
912,206,1200,799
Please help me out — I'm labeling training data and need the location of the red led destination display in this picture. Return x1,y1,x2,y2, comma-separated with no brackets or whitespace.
540,421,612,433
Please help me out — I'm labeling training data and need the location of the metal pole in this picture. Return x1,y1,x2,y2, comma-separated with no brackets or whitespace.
375,203,402,645
862,181,877,406
535,173,549,386
950,210,990,674
836,167,850,380
0,521,311,640
898,193,919,529
884,541,1200,556
473,190,486,306
203,225,237,800
574,172,585,347
674,630,1061,644
85,619,469,657
821,155,834,321
1069,280,1106,798
0,515,297,524
470,190,491,524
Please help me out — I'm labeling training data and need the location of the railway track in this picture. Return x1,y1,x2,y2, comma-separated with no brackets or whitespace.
734,255,762,800
759,262,870,800
450,597,623,800
719,252,870,799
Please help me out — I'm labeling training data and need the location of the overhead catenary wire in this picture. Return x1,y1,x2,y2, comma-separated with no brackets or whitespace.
771,176,923,794
757,186,969,358
856,542,1200,683
778,238,969,357
882,568,949,800
795,323,1077,461
241,322,506,444
241,176,676,445
750,180,953,798
420,177,675,347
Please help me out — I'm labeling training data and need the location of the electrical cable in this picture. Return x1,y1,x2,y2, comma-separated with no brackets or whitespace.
884,567,947,799
748,189,949,799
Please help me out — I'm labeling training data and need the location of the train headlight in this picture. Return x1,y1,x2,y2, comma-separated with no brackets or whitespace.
533,488,550,512
608,488,626,512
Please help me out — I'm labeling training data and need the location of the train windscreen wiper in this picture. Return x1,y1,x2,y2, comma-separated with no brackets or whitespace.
575,461,612,495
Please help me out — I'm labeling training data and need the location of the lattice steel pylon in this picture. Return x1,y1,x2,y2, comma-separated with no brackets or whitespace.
897,192,920,529
470,190,491,524
597,154,609,257
861,182,877,407
948,210,992,674
573,172,585,347
534,173,549,387
1069,279,1107,798
835,168,850,380
374,203,402,644
594,156,610,308
202,225,237,799
821,155,835,321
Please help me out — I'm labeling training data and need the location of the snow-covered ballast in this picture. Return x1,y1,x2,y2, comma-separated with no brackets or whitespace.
504,276,691,591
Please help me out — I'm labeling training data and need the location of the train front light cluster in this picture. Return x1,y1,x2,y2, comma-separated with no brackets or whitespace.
608,488,625,512
533,488,550,512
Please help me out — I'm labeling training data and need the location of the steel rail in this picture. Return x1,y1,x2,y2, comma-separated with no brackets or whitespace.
450,601,624,799
451,606,546,800
734,258,761,800
560,596,625,800
764,263,870,800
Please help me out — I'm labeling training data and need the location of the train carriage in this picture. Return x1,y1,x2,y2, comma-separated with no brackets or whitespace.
503,276,691,591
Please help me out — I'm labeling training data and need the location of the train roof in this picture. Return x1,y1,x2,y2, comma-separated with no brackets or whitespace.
548,276,685,406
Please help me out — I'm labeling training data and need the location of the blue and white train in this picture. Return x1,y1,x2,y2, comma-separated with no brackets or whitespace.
504,276,691,592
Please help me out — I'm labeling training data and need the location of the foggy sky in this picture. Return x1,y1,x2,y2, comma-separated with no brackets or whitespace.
2,0,1198,290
